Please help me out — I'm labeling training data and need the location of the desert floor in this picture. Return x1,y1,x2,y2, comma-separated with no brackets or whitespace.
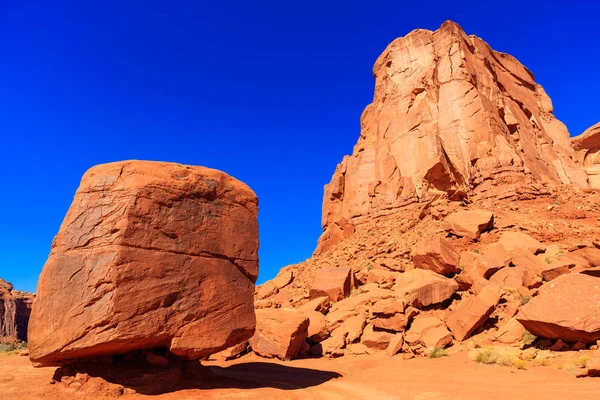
2,352,600,400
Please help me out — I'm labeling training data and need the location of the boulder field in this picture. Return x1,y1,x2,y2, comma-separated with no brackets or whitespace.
244,21,600,366
28,161,259,367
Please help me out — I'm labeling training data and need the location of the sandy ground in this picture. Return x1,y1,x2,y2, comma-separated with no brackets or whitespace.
1,352,600,400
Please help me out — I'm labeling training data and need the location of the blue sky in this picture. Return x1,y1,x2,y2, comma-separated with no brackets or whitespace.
1,1,599,292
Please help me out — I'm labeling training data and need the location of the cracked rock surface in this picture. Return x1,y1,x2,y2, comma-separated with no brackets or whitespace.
322,21,588,232
28,160,259,367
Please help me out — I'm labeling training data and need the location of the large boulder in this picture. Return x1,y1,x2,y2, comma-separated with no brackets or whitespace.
443,209,493,239
28,161,259,366
517,274,600,343
413,235,460,276
309,266,352,302
405,317,452,349
497,232,545,254
446,285,502,341
393,269,458,307
250,308,309,360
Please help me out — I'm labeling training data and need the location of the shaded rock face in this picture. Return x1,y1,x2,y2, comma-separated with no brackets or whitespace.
322,21,587,231
28,161,259,367
517,274,600,343
572,122,600,188
0,279,34,342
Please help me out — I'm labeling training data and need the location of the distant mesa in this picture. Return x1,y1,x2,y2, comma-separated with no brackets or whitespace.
28,160,259,367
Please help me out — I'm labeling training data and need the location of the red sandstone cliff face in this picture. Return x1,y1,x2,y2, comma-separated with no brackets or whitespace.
321,21,588,236
0,278,34,342
572,122,600,188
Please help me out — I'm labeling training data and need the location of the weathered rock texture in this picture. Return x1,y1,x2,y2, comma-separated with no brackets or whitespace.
0,278,34,342
322,21,587,231
517,274,600,343
250,21,600,361
28,161,259,366
572,122,600,188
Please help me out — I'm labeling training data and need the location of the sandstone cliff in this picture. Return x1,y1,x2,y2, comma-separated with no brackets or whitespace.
0,278,34,342
321,21,588,241
572,122,600,188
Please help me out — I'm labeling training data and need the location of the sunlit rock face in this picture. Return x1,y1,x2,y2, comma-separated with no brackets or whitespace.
322,21,588,230
572,122,600,188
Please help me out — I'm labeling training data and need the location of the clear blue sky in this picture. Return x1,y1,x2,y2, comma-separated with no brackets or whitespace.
1,1,598,292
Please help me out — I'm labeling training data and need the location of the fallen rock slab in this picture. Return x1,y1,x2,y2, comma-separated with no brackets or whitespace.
413,235,460,276
393,269,458,307
446,286,502,341
443,209,493,239
309,266,352,302
517,274,600,343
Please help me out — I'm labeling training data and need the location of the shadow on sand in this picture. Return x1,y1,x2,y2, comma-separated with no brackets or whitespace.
54,360,343,396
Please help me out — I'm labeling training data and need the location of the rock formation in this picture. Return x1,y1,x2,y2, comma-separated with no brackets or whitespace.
0,278,34,342
28,161,259,367
572,122,600,188
250,21,600,362
321,20,588,238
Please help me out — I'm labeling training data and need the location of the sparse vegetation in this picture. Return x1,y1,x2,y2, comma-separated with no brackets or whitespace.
460,264,465,272
573,356,590,368
0,341,27,355
428,347,448,358
520,295,532,305
417,230,423,235
544,257,552,264
521,330,536,346
473,248,480,254
502,287,518,295
534,357,550,366
473,348,527,369
556,250,564,256
554,201,561,205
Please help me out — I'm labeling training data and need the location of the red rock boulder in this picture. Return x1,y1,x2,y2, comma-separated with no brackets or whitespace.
517,274,600,343
446,285,502,341
443,209,493,240
413,235,460,276
393,269,458,307
28,161,259,366
250,308,309,360
309,266,352,302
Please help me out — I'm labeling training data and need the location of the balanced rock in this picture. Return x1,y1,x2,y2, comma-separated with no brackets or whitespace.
251,308,309,360
321,21,587,233
443,209,493,240
517,274,600,343
413,235,460,276
572,122,600,188
28,161,259,366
